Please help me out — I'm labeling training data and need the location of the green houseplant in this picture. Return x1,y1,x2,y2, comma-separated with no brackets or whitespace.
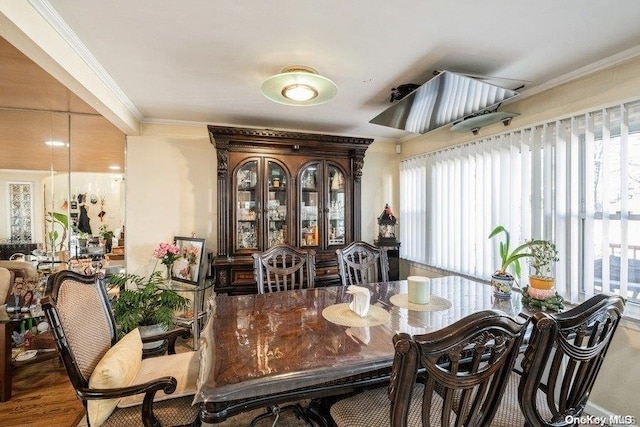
108,270,190,338
98,225,115,253
45,211,69,252
522,240,564,311
488,225,541,298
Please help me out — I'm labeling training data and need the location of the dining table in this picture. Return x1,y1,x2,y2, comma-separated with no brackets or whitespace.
194,276,529,424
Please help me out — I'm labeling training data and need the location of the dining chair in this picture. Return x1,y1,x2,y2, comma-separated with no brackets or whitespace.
41,270,200,427
330,309,528,426
492,294,626,427
253,244,316,294
336,240,389,286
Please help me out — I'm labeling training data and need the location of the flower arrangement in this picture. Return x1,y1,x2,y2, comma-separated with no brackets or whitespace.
153,242,181,267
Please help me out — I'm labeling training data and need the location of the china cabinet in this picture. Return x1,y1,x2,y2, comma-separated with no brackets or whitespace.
209,126,372,295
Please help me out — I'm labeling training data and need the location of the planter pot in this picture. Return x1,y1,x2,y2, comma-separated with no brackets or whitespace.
528,276,557,300
138,324,167,350
491,273,514,299
529,276,555,290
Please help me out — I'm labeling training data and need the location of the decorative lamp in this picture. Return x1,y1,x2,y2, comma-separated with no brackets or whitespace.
261,65,338,106
376,204,398,244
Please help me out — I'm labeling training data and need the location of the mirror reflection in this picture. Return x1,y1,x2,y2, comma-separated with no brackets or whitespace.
0,36,126,276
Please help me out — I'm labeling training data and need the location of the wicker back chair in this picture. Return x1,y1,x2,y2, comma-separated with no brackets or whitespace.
330,310,528,426
42,270,200,427
493,294,626,426
253,244,316,294
336,241,389,286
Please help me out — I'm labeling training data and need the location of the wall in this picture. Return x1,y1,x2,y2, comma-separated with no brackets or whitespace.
125,123,216,277
359,140,398,243
397,55,640,419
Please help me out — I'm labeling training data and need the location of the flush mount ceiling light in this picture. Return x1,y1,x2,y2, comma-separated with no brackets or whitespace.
261,65,337,106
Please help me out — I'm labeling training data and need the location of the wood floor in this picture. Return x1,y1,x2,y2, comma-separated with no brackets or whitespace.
0,357,85,427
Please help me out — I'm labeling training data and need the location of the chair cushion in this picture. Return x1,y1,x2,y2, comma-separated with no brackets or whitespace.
330,383,441,426
87,328,143,427
117,350,199,408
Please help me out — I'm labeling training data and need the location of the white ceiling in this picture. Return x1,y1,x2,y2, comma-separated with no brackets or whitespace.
24,0,640,140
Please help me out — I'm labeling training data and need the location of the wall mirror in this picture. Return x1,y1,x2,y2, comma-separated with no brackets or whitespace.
0,37,126,272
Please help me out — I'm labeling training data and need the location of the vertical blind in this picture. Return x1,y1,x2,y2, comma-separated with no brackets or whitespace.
400,100,640,303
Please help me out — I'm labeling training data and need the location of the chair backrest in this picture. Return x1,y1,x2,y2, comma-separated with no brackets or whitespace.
336,241,389,286
41,270,117,391
518,294,625,426
390,310,528,427
253,244,316,294
0,267,13,305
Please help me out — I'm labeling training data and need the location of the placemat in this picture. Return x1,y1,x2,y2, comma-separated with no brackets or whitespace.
390,294,452,312
322,303,391,327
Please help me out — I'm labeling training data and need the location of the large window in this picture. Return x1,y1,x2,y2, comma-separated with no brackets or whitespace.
400,100,640,305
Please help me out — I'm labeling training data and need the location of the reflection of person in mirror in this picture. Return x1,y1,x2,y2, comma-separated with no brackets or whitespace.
22,290,35,308
7,279,24,309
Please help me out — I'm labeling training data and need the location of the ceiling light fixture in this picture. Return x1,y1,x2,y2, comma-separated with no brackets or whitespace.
45,140,67,147
261,65,337,106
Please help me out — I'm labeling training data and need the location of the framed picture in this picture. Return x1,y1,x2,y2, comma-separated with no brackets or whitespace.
172,236,206,285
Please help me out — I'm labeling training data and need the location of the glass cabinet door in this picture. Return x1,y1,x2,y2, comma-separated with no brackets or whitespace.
299,163,319,247
235,161,258,250
267,161,288,247
327,165,346,246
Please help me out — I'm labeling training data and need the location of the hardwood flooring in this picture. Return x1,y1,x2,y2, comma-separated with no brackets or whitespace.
0,357,84,427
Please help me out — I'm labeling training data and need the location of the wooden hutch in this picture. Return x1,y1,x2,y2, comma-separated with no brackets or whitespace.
209,126,373,295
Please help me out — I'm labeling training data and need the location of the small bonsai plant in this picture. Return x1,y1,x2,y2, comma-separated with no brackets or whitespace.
522,239,564,311
528,240,559,279
108,270,189,338
488,225,541,279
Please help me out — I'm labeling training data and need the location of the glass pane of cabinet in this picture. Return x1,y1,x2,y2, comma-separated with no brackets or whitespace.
267,161,288,247
236,161,258,250
328,165,346,245
300,163,319,247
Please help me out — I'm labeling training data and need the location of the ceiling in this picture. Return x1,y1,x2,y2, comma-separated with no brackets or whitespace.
0,37,125,173
4,1,640,147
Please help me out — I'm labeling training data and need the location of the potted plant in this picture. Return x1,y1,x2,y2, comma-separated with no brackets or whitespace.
45,211,69,252
488,225,541,298
108,270,190,342
98,225,115,253
522,240,564,311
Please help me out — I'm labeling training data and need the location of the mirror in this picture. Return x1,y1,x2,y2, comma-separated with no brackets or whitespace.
0,37,126,271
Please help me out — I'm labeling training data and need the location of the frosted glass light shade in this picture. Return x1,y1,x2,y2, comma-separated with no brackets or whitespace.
262,66,337,106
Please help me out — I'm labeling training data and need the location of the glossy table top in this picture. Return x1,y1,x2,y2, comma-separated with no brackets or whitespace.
195,276,526,404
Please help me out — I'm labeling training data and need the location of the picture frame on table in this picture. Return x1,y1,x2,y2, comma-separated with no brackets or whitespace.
172,236,206,285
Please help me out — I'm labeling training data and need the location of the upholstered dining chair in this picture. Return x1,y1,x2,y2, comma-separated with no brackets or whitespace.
491,294,626,427
42,270,201,427
253,244,316,294
336,240,389,286
330,309,528,426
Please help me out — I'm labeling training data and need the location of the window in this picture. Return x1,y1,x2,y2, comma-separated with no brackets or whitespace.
400,100,640,305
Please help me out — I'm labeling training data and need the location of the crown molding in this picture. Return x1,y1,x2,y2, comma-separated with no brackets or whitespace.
27,0,143,121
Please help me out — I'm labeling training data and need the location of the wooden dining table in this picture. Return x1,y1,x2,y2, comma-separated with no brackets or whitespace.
194,276,529,424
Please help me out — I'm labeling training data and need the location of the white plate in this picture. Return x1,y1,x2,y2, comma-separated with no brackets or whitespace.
15,349,38,361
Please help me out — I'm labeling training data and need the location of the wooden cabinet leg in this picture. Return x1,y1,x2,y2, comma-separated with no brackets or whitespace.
0,322,13,402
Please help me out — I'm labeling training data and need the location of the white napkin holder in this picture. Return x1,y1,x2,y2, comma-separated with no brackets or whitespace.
347,285,370,317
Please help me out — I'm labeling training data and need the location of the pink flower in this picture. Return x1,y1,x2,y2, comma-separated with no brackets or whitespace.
153,242,181,266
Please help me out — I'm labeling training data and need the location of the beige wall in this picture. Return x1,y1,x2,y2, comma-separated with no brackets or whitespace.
125,123,216,277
